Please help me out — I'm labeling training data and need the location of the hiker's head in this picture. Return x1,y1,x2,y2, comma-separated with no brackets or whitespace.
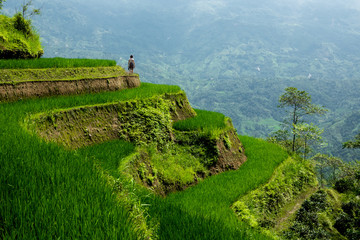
130,55,133,58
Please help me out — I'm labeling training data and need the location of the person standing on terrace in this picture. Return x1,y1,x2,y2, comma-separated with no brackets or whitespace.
128,55,135,73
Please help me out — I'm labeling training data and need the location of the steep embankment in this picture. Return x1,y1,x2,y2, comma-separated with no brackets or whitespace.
0,66,139,101
26,87,246,195
29,92,195,149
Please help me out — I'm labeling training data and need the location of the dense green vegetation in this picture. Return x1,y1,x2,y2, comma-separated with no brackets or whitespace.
284,189,343,239
0,81,291,239
343,132,360,149
0,14,43,59
232,156,318,235
278,151,360,239
2,0,360,235
0,57,117,69
332,160,360,239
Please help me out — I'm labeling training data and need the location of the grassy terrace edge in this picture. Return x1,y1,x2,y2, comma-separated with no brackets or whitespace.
0,66,130,83
0,62,139,102
0,58,125,84
0,58,117,69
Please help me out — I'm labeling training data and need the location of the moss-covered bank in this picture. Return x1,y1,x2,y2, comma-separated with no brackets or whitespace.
29,92,195,148
28,91,246,195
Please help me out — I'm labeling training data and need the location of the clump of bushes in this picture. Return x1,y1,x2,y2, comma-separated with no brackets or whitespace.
334,177,356,193
334,200,360,240
334,162,360,194
117,100,173,149
13,13,32,37
283,189,345,240
0,14,43,59
284,190,330,239
332,163,360,239
284,159,360,239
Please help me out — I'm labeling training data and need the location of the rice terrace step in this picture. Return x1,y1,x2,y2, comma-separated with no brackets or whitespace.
0,67,140,101
0,58,140,101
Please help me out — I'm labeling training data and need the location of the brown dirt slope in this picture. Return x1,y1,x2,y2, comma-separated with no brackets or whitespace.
0,75,140,102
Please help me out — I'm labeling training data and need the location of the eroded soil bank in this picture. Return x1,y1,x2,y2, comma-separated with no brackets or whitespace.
0,75,140,101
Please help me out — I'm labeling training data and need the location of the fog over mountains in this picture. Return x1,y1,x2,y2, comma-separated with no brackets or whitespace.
3,0,360,160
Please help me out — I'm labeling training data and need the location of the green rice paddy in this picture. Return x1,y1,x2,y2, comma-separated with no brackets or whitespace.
0,82,288,239
173,109,227,132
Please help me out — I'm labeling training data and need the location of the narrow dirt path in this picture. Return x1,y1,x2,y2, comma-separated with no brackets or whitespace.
274,187,318,232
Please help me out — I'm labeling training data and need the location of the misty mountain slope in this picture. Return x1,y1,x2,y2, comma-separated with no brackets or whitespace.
3,0,360,160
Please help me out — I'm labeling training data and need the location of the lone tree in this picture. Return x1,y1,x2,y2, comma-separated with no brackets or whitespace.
277,87,327,152
293,123,323,159
312,153,344,187
20,0,40,19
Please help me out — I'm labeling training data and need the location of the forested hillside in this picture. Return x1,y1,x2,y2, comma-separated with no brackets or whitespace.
3,0,359,160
